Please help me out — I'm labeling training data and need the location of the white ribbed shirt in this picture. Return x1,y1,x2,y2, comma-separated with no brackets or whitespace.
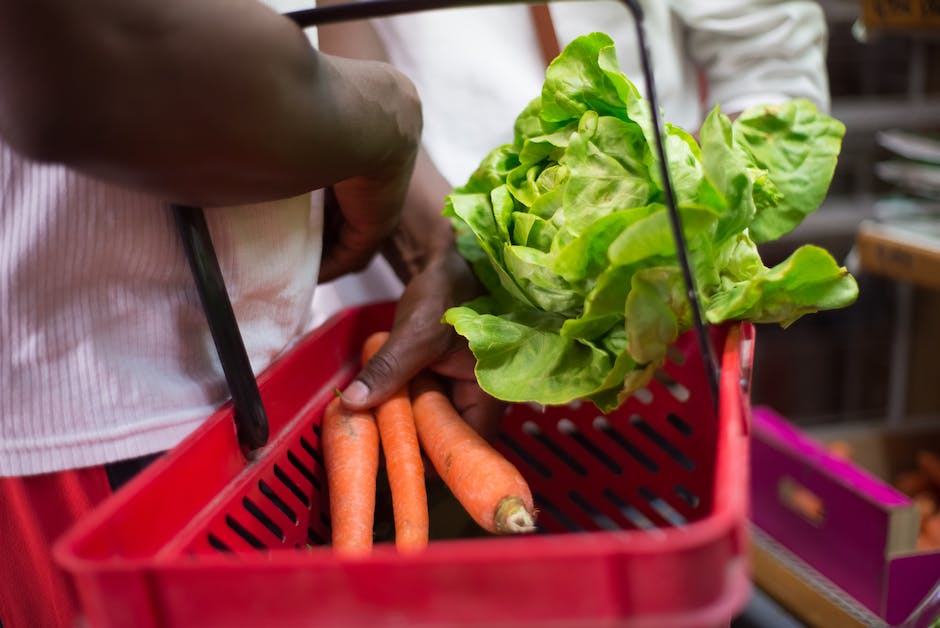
0,142,323,476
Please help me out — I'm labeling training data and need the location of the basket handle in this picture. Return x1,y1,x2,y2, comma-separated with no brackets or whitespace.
174,204,269,457
620,1,720,408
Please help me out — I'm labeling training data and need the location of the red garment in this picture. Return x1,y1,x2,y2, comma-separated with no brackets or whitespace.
0,466,112,628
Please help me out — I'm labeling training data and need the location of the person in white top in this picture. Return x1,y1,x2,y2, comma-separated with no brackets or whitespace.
0,0,486,625
314,0,833,391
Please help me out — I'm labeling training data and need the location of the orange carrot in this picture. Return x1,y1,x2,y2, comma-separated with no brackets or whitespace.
321,396,379,556
916,450,940,490
914,492,937,532
410,372,536,534
895,470,931,497
361,331,428,553
826,440,853,461
922,514,940,550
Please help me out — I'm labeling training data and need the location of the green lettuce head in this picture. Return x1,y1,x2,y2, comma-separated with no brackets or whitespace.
443,32,857,412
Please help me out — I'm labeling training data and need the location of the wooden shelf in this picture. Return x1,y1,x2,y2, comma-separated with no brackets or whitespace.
856,219,940,290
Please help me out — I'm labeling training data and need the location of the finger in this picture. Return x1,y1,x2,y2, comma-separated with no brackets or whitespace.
427,344,477,381
318,240,377,282
340,325,450,410
449,379,507,438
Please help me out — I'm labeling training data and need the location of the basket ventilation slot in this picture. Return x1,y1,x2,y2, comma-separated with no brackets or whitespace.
557,419,622,475
242,496,285,542
287,450,320,490
592,416,658,472
299,435,324,470
603,489,655,530
632,388,654,405
225,515,266,550
272,464,310,507
307,526,326,546
206,533,231,552
258,480,299,524
630,415,695,471
653,370,691,403
666,413,693,436
532,492,583,532
495,434,552,478
638,487,687,526
567,490,620,531
521,421,588,476
673,483,700,508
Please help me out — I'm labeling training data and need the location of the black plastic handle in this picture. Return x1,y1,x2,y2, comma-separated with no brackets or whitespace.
173,204,269,456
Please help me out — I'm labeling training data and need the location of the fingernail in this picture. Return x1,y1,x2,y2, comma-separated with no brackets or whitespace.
341,380,369,406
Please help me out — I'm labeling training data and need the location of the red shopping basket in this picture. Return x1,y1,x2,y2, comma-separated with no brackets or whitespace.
55,300,754,628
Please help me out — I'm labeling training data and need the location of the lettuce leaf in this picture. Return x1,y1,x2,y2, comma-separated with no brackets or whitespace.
443,32,858,411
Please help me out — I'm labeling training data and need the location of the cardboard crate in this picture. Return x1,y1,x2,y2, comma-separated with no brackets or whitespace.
750,407,940,625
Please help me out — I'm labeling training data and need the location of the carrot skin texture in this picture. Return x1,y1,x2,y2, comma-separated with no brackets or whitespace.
322,396,379,556
361,331,429,553
410,372,535,534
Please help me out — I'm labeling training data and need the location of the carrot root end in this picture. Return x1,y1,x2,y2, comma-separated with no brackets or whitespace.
494,496,536,534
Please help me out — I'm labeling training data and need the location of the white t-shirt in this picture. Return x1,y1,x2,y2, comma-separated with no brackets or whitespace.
1,4,324,476
311,0,831,322
0,144,324,476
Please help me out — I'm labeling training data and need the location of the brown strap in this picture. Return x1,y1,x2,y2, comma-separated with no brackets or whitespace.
529,3,561,67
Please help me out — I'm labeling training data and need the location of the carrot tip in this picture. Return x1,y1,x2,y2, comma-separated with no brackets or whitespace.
494,496,537,534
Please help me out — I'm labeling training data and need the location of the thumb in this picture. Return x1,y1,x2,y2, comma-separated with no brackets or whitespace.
339,331,427,411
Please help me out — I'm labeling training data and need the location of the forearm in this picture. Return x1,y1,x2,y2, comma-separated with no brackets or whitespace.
380,146,456,282
0,0,420,207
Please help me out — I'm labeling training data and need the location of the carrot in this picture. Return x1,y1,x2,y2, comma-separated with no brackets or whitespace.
410,372,536,534
787,485,825,523
321,396,379,556
826,440,853,461
914,492,937,533
895,470,932,497
361,331,429,553
921,514,940,550
916,450,940,491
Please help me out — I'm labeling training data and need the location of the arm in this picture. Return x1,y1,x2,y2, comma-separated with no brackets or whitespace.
0,0,420,210
318,14,459,289
319,13,503,435
671,0,831,115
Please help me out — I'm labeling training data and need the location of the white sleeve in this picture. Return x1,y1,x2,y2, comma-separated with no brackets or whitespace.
670,0,831,114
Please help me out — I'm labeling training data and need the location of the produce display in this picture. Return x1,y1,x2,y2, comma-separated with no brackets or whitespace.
825,440,940,550
443,32,859,412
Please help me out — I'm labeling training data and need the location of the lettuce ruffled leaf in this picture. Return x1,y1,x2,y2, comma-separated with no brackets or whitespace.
443,32,857,411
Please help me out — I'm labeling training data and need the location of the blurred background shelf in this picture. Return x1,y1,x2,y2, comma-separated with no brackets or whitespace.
749,0,940,428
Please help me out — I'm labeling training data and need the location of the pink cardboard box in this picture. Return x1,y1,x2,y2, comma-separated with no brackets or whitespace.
750,406,940,625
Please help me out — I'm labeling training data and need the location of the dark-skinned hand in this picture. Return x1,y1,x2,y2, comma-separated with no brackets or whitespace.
339,249,506,438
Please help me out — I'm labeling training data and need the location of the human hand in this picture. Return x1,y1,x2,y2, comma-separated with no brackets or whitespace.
318,179,403,283
339,250,506,437
317,89,421,283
